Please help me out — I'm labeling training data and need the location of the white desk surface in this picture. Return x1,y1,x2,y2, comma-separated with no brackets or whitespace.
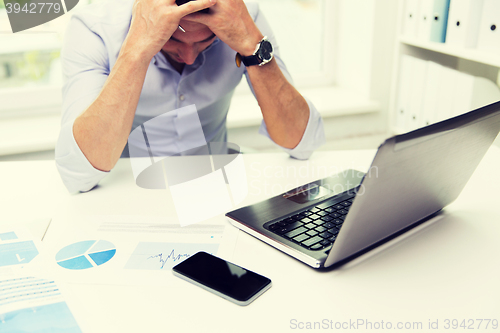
1,147,500,332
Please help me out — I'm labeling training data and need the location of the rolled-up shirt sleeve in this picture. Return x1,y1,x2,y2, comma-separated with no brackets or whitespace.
245,4,326,160
258,98,325,160
55,16,110,193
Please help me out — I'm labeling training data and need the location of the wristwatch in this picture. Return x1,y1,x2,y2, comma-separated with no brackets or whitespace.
235,36,274,67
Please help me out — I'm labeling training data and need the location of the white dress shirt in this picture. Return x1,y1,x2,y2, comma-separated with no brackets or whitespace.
55,0,325,193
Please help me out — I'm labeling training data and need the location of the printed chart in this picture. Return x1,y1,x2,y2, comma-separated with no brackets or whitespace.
0,277,81,333
0,231,39,268
124,242,219,270
55,240,116,270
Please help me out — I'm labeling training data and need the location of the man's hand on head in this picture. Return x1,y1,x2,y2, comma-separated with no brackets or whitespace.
124,0,217,61
181,0,263,57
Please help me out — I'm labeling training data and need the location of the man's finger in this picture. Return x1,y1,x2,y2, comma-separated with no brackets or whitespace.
177,0,216,17
181,12,211,25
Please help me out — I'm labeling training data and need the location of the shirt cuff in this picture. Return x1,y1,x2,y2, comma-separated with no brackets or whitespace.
258,98,325,160
55,119,109,193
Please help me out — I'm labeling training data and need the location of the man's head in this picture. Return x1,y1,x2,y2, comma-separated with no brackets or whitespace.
162,0,215,67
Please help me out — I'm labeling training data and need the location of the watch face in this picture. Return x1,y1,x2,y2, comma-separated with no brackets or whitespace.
258,40,273,61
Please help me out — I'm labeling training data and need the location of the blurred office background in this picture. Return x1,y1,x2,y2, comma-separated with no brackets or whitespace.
0,0,499,162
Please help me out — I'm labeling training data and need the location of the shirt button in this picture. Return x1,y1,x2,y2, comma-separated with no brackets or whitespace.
179,94,185,101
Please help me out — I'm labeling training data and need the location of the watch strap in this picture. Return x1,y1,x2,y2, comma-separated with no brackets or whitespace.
240,54,262,67
235,36,272,68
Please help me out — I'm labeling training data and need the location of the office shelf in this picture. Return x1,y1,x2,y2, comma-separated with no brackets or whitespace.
389,3,500,135
400,36,500,68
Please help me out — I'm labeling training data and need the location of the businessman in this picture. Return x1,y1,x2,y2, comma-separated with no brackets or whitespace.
55,0,325,193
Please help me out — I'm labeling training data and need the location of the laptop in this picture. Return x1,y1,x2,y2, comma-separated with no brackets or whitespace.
226,101,500,269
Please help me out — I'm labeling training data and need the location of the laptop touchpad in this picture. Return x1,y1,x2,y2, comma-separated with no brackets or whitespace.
283,184,332,204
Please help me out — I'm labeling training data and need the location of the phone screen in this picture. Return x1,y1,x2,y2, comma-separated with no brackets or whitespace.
172,252,271,305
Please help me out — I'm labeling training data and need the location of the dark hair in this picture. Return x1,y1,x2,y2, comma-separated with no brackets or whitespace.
175,0,210,14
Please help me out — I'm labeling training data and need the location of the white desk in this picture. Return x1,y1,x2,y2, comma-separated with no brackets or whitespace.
1,148,500,332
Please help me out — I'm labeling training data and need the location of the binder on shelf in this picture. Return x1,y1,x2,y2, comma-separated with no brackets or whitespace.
395,56,500,133
421,61,443,126
408,57,428,131
430,0,451,43
477,0,500,54
446,0,484,48
452,71,475,117
402,0,420,38
417,0,434,41
395,55,415,131
434,66,456,123
420,64,500,125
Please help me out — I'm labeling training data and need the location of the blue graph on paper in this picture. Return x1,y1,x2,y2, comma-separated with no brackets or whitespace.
124,242,219,270
55,240,116,270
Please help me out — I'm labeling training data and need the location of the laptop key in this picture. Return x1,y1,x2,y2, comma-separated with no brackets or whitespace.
320,240,331,246
320,232,333,239
317,211,328,216
315,226,327,233
304,223,316,229
328,228,339,235
312,219,324,226
306,230,318,237
310,243,323,250
324,207,336,213
308,214,320,220
301,217,312,224
277,221,303,234
328,235,337,242
302,236,323,247
333,219,343,225
268,223,280,231
293,233,310,243
341,201,351,207
284,226,307,239
321,216,333,222
329,213,341,218
310,207,321,213
323,222,335,229
338,209,349,215
276,227,289,234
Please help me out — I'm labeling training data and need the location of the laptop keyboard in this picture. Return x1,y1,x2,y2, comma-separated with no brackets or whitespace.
265,195,355,251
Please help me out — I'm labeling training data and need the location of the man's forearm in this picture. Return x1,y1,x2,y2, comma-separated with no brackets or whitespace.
247,59,309,149
73,45,151,172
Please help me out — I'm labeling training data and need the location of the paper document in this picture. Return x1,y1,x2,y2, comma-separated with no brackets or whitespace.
39,215,240,286
0,224,83,333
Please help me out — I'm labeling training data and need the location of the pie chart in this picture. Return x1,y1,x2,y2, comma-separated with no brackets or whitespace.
56,240,116,270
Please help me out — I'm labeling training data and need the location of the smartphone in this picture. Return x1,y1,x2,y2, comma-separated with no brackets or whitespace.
172,252,272,306
175,0,210,14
